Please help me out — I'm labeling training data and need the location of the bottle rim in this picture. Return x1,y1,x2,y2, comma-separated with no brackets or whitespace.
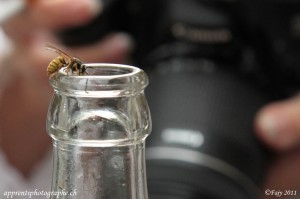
50,63,149,97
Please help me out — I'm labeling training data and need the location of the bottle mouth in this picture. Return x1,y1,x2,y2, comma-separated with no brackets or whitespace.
50,63,148,97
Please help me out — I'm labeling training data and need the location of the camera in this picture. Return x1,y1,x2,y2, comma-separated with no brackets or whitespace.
58,0,300,198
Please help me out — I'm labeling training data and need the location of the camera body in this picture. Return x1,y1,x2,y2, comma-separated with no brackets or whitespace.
58,0,300,198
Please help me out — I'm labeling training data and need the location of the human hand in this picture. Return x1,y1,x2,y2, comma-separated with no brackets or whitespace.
2,0,133,67
255,95,300,198
255,95,300,151
0,0,133,177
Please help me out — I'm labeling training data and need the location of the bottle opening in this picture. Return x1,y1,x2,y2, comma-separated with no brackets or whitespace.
50,63,148,97
86,64,134,76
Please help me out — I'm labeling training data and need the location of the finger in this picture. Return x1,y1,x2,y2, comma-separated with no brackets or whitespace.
69,33,134,64
2,0,102,42
255,95,300,151
2,13,35,43
29,0,102,30
21,32,133,83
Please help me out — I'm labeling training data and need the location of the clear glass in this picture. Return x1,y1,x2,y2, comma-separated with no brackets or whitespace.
46,64,151,199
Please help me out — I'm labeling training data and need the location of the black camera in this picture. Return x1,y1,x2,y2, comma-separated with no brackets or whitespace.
58,0,300,198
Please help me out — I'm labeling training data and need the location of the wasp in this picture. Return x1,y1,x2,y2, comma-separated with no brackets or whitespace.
45,44,88,78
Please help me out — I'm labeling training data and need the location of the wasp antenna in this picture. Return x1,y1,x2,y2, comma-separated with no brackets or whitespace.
85,66,94,69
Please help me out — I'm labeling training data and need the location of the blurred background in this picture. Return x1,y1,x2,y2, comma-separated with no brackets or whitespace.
1,0,300,198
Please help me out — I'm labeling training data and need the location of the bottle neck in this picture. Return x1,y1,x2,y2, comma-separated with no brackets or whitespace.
47,64,151,199
51,140,148,199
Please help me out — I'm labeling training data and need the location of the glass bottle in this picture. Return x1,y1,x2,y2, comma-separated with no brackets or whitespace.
46,63,151,199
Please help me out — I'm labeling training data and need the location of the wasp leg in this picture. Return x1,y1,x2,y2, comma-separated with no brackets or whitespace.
85,79,89,93
62,67,70,76
49,72,59,80
85,66,94,75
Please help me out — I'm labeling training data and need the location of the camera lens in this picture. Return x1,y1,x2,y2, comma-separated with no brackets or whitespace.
55,0,275,197
145,59,270,199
